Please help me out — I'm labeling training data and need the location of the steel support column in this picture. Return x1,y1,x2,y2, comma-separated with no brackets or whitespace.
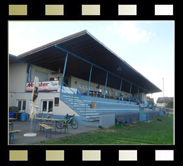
137,87,139,98
55,45,150,94
103,72,108,98
60,52,69,98
119,79,123,100
129,83,132,100
87,65,93,96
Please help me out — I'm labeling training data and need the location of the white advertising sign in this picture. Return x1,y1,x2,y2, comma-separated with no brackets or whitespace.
26,81,59,92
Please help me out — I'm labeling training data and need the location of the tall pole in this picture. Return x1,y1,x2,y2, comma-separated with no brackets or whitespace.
162,78,164,98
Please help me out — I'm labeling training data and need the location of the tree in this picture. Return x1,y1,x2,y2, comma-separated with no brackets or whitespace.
166,101,173,109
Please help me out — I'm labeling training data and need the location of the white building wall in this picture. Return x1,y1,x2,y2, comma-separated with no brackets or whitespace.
156,103,166,108
9,92,78,116
31,65,63,84
9,62,27,92
9,63,63,92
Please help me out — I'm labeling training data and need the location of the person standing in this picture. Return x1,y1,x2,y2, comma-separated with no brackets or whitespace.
121,94,123,101
163,108,166,116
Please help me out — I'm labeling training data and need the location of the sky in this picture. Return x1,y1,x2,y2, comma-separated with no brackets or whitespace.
8,21,174,103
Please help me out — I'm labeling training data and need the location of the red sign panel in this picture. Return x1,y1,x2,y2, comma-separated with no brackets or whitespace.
26,81,59,92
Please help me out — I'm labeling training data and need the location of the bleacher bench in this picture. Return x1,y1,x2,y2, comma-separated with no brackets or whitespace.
39,123,53,138
9,130,21,144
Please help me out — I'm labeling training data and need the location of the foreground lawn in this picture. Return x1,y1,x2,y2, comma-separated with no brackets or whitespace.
41,116,173,145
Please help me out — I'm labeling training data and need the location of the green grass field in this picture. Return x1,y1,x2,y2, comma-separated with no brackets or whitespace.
41,116,173,145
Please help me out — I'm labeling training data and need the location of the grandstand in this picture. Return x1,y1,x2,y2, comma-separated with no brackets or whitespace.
9,30,161,126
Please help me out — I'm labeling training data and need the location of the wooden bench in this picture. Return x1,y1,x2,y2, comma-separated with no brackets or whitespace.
41,122,55,125
9,130,21,144
39,124,53,138
42,122,63,135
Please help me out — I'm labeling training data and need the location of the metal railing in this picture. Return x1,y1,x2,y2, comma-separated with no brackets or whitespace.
61,81,88,116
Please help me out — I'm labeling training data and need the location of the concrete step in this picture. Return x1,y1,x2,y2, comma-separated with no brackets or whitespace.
83,117,100,122
76,109,90,112
61,96,80,99
63,98,80,101
81,113,99,116
70,103,86,105
89,119,100,122
70,104,89,107
61,93,100,123
85,115,100,119
67,99,82,102
75,106,90,109
84,119,100,122
79,110,98,113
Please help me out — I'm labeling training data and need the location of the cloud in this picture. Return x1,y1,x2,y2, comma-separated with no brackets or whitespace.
9,22,42,55
106,21,155,42
133,64,174,99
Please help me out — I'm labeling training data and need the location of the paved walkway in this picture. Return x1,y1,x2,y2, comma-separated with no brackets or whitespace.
9,121,98,145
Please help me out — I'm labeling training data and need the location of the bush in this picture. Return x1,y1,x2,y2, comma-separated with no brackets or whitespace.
166,101,173,108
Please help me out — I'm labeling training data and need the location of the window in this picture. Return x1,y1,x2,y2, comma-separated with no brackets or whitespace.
54,97,59,106
41,100,53,113
42,101,47,112
48,101,53,112
34,70,48,82
17,100,26,111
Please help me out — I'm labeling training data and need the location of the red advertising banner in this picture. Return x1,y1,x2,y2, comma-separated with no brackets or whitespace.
26,81,59,92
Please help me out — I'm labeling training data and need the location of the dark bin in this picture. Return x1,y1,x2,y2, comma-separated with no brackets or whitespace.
9,112,14,118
